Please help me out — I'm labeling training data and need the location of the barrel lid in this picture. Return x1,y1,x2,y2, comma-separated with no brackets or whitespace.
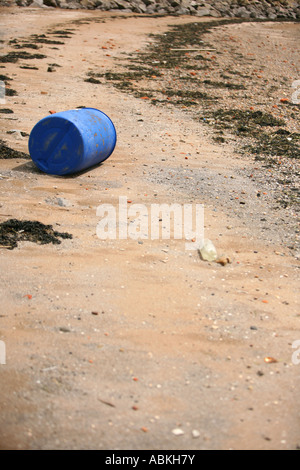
28,116,84,176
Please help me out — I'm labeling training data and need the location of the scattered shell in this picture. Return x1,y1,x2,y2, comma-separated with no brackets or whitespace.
172,428,184,436
215,256,231,266
264,357,278,364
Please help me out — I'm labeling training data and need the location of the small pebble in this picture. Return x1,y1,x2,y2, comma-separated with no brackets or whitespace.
172,428,184,436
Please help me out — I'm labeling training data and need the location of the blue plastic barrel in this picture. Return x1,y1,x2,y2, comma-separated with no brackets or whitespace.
28,108,117,176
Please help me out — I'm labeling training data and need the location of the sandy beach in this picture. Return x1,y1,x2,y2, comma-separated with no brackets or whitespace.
0,7,299,450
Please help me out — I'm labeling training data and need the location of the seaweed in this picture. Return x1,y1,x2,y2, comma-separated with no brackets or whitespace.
0,51,47,63
0,109,14,114
0,74,12,82
5,88,17,96
12,43,40,50
84,17,299,210
49,30,75,38
0,140,29,159
0,219,73,250
211,109,286,130
164,89,216,101
19,66,39,70
245,132,300,159
84,77,102,84
203,79,246,90
32,38,65,45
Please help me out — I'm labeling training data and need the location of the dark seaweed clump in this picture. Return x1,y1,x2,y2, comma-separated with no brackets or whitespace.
209,109,286,136
19,66,39,70
0,109,14,114
245,131,300,160
0,219,73,250
30,37,65,46
207,109,299,160
49,30,75,38
203,79,246,90
0,74,12,83
10,43,40,50
0,51,47,63
0,140,29,159
85,76,102,84
5,88,18,97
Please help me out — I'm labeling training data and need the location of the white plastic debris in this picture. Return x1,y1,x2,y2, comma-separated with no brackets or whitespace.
198,239,218,262
172,428,184,436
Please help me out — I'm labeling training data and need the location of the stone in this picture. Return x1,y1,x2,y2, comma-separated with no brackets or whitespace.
209,7,222,17
58,0,81,7
29,0,47,7
146,4,156,12
175,7,190,14
195,7,211,16
172,428,184,436
114,0,130,8
2,0,299,19
131,0,147,12
96,0,115,9
141,0,155,6
43,0,58,6
235,6,251,17
56,197,72,207
80,0,97,7
215,256,231,266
